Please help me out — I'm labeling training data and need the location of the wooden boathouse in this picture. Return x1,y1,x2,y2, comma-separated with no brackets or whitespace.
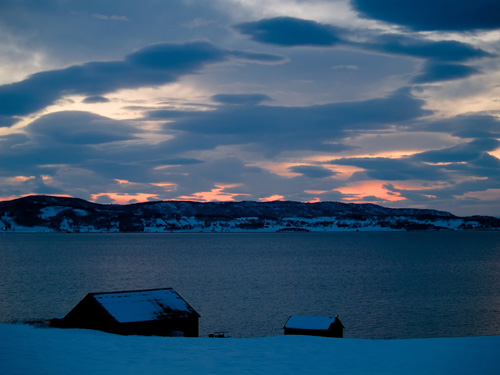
51,287,200,337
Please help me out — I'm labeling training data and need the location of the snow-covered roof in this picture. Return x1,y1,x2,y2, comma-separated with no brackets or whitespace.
91,288,198,323
284,315,336,330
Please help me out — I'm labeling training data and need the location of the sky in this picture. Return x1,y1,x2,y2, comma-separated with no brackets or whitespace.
1,0,500,216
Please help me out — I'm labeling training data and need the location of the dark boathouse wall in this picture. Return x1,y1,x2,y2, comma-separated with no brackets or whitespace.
53,294,199,337
283,316,344,338
284,327,343,338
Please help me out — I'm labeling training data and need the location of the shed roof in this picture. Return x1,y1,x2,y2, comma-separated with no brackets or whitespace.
88,288,199,323
284,315,336,330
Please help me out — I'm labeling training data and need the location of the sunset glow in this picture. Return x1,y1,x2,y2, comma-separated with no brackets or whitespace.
259,195,285,202
337,182,406,203
178,185,249,202
9,176,35,182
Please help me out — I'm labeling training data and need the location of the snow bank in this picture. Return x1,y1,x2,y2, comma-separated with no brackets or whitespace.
1,324,498,375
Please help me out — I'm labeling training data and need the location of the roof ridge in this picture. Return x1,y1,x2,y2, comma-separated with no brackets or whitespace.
88,287,174,296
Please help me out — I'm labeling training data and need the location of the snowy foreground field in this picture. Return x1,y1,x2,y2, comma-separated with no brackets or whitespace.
1,324,499,375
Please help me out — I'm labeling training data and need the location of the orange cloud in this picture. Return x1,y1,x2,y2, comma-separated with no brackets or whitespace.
248,162,303,178
178,185,249,202
259,194,284,202
337,182,406,202
305,197,321,203
304,190,328,194
489,149,500,159
151,182,177,192
9,176,35,182
151,182,176,187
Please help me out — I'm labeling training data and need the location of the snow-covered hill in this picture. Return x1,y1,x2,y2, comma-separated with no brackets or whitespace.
1,195,499,233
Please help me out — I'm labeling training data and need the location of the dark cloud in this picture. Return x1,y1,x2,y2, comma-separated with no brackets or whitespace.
164,157,344,202
366,35,493,62
384,173,500,216
289,165,337,178
94,195,115,204
332,137,500,187
234,17,342,46
0,174,67,198
153,158,203,166
383,183,443,205
0,133,96,174
419,114,500,139
0,109,208,189
473,153,500,173
82,96,110,104
212,93,272,106
359,195,382,202
352,0,500,31
177,88,427,135
149,158,263,199
0,133,30,147
156,88,428,155
333,157,446,181
413,138,500,164
25,111,139,145
125,41,228,71
231,16,492,86
233,17,493,63
304,190,346,202
412,62,480,83
0,41,285,125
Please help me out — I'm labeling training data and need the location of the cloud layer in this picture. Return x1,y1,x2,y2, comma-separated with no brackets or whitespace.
1,0,499,216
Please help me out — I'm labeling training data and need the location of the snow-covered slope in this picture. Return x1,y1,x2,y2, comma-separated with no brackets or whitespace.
1,195,499,233
1,324,498,375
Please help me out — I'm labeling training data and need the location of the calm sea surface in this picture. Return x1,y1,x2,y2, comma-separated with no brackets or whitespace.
1,232,499,338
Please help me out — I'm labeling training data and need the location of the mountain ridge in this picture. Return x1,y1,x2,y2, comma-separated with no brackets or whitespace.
1,195,499,233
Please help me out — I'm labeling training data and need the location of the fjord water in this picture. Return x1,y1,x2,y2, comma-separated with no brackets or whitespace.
1,232,499,338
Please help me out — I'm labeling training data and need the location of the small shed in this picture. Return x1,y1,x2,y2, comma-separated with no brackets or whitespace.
51,287,200,337
283,315,344,338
